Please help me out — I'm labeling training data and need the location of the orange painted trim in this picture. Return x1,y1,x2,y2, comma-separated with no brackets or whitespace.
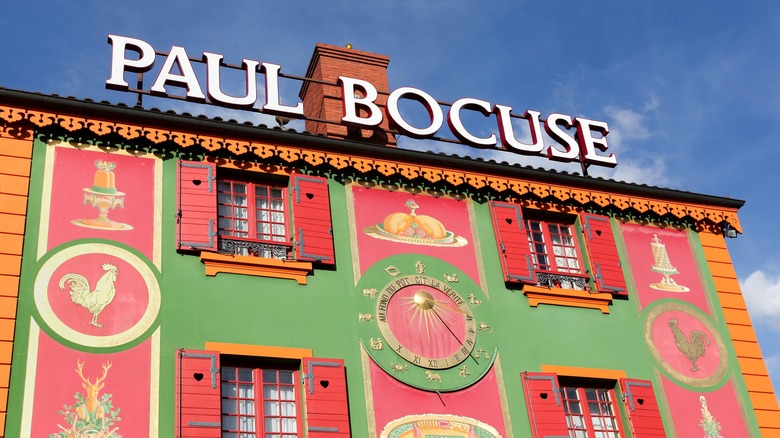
200,251,312,284
699,231,780,434
541,364,627,380
523,285,613,314
0,136,30,438
0,104,742,233
204,342,313,360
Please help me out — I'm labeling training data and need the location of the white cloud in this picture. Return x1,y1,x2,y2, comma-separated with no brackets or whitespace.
741,270,780,333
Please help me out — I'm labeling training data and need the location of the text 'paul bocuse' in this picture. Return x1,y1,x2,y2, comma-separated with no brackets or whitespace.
106,34,617,168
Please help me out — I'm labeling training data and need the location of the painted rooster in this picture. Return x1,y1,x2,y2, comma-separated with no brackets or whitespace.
668,318,710,372
59,264,118,328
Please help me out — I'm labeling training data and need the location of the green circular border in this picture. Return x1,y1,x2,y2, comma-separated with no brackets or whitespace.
357,254,496,392
33,242,161,348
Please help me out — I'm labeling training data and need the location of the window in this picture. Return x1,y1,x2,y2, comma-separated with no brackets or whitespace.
560,384,622,438
490,202,627,296
521,372,665,438
526,220,582,274
221,364,300,438
217,179,291,259
176,350,350,437
177,161,336,274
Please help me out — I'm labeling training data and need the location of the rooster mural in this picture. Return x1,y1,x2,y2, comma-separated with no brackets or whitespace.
669,318,710,372
59,264,119,328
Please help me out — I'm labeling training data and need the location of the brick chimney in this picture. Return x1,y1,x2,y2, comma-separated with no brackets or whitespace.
299,43,395,146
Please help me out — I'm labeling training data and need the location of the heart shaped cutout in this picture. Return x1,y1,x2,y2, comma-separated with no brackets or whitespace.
194,372,204,382
320,380,330,389
505,218,513,225
306,192,314,200
596,230,602,236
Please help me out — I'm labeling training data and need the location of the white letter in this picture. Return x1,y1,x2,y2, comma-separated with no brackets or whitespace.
261,63,304,117
150,46,206,101
447,98,497,147
494,105,544,154
544,113,580,162
339,76,382,127
106,35,156,90
574,118,617,167
203,52,259,109
386,87,443,138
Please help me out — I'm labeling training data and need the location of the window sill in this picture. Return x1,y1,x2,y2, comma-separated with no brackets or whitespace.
523,285,613,313
200,252,313,284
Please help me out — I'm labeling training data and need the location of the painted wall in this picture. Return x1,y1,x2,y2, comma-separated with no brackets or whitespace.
2,133,768,437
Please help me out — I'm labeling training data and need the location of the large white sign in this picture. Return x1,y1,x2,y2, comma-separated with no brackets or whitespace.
106,35,617,168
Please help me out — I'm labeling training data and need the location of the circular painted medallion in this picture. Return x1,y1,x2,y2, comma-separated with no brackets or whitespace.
34,242,161,347
357,255,496,392
644,300,728,387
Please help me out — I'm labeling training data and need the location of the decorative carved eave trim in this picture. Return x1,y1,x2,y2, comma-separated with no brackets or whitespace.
0,103,742,233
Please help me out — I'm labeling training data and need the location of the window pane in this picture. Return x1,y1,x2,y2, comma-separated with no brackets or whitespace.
271,211,284,223
265,400,280,416
257,198,269,210
265,418,281,433
271,199,284,211
239,400,254,415
222,415,238,430
263,370,278,383
255,185,269,197
222,382,237,398
222,399,237,414
264,384,279,400
281,401,296,415
282,417,297,433
240,416,255,432
234,206,247,219
239,384,254,398
234,184,246,194
234,195,247,206
279,371,293,384
271,188,283,199
238,368,253,382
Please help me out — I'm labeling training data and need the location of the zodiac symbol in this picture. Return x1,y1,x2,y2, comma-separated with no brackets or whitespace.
425,370,442,383
358,313,373,322
390,361,408,373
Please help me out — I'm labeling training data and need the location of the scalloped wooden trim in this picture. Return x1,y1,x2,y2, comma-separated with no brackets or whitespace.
199,252,312,284
523,285,613,313
0,104,742,232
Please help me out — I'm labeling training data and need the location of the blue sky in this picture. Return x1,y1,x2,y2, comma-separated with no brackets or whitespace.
3,2,780,399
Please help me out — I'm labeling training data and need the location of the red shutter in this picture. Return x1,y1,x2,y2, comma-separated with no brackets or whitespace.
580,213,627,295
619,378,666,437
490,201,535,283
176,349,221,437
302,358,350,437
177,160,218,252
291,174,335,265
521,372,569,438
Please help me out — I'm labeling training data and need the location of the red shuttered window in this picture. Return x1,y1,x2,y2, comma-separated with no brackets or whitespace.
177,161,335,266
176,351,351,438
221,365,301,438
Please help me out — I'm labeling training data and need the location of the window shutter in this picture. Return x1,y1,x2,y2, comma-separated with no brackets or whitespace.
490,201,535,283
521,372,569,438
176,349,221,437
291,174,335,265
580,213,627,295
177,160,218,252
302,358,350,437
619,378,666,437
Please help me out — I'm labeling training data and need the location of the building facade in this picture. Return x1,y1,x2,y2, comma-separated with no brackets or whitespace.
1,43,779,437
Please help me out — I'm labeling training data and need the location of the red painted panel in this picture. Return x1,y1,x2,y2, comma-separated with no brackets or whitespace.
521,372,569,438
490,201,534,283
581,213,627,294
302,357,350,437
291,174,335,265
176,349,221,437
619,378,666,437
177,161,218,252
